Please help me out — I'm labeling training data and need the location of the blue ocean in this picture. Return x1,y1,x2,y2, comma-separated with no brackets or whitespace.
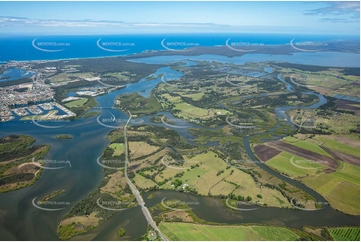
0,33,359,62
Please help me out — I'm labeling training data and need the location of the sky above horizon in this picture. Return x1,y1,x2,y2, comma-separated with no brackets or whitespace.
0,1,359,35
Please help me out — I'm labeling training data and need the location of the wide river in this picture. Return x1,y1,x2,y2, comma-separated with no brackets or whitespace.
0,53,359,240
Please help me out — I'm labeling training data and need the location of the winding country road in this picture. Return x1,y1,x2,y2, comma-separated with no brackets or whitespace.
124,111,168,241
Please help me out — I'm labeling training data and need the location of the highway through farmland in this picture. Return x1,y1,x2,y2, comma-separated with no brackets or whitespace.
123,111,168,241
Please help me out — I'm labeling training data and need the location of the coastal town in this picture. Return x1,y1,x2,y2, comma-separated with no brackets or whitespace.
0,66,74,122
0,60,124,122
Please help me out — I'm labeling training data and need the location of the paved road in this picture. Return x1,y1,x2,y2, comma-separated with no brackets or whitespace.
124,111,168,241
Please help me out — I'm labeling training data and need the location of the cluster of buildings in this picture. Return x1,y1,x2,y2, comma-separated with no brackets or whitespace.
1,102,76,122
0,82,54,107
75,85,125,97
12,105,43,117
53,102,76,119
1,60,124,122
0,63,76,122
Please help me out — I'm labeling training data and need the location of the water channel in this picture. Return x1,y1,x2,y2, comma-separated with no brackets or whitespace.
0,58,358,240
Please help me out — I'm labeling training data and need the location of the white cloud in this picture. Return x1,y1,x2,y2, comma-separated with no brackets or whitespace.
0,16,231,29
305,1,360,17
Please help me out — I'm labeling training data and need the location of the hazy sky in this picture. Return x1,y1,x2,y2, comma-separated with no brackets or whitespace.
0,1,359,35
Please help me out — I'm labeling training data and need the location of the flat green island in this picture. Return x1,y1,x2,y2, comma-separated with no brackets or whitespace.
117,228,126,237
41,189,66,202
82,111,100,118
0,135,50,193
56,134,73,139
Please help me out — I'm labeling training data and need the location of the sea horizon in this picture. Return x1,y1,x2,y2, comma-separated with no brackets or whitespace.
0,33,359,62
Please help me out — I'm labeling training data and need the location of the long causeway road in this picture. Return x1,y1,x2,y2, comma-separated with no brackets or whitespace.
123,111,168,241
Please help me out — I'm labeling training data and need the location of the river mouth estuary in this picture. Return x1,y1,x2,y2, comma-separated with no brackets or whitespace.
0,32,360,241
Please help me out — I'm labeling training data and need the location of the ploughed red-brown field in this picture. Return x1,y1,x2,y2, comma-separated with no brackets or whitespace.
322,146,359,167
253,144,281,162
336,99,359,111
333,136,360,148
255,141,339,173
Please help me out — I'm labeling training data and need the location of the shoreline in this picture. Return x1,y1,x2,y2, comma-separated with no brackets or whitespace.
1,51,359,69
0,42,359,65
